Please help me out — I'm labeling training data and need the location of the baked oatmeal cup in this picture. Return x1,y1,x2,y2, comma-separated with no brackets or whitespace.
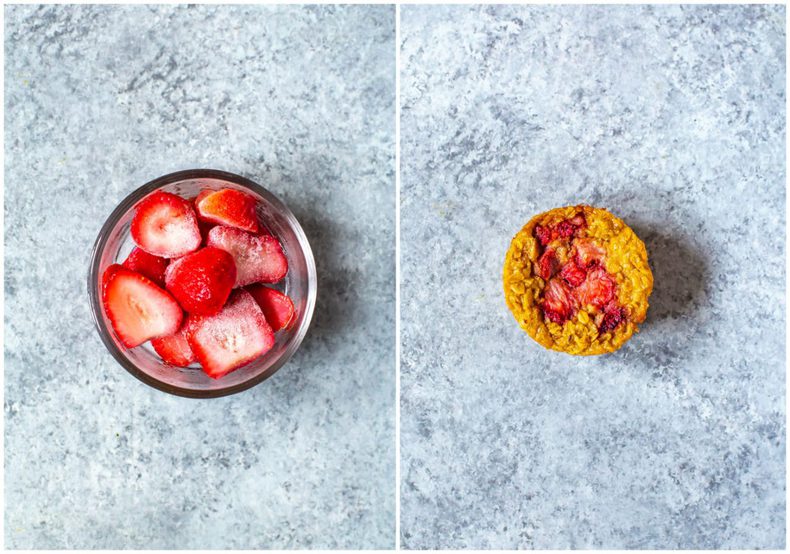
503,205,653,355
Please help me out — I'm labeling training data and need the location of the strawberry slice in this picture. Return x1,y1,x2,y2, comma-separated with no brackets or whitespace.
576,266,616,309
122,247,169,287
534,224,554,246
560,260,586,287
536,248,559,280
196,189,259,233
194,190,213,206
130,191,202,258
101,264,183,348
164,247,236,315
598,304,625,333
574,238,606,268
247,284,295,331
186,289,275,379
207,226,288,286
151,324,195,367
540,278,575,323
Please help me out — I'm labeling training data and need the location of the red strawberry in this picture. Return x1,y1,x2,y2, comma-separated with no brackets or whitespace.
560,260,586,287
541,278,575,323
556,220,576,238
534,225,554,246
207,226,288,286
574,238,606,268
247,285,295,331
196,189,259,234
194,190,213,206
151,324,195,367
122,247,169,287
101,264,183,348
576,267,616,309
568,213,587,228
130,191,202,258
164,247,236,315
599,304,625,333
537,248,559,280
186,289,275,379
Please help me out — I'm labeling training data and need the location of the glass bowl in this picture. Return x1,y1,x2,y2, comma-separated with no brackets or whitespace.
88,169,317,398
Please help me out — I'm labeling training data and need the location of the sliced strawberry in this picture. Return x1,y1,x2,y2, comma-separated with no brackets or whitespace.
186,289,275,379
130,191,202,258
207,226,288,286
560,260,586,287
151,324,195,367
101,265,183,348
122,247,169,287
574,238,606,268
164,247,236,315
196,189,259,233
576,266,616,309
540,278,575,323
194,190,213,206
599,304,625,333
534,224,554,246
247,284,295,331
556,220,576,238
536,247,559,280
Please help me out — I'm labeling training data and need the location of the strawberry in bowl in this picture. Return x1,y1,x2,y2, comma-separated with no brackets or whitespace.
89,170,316,398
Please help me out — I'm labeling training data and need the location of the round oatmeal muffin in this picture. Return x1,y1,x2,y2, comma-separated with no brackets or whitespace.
503,205,653,355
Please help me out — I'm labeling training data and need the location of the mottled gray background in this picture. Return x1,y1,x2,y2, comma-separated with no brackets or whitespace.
5,4,394,549
401,5,785,549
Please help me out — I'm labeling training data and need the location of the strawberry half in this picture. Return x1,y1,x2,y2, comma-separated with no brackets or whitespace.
247,285,295,331
207,226,288,286
164,247,236,315
186,289,275,379
537,248,559,280
130,191,202,258
122,247,169,287
541,278,575,324
576,267,616,309
196,189,259,234
151,324,195,367
101,264,183,348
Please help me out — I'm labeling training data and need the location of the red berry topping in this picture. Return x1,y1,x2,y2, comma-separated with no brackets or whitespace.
575,266,616,309
130,191,202,258
541,278,575,324
599,304,625,333
186,289,275,379
560,260,587,287
164,247,236,315
101,264,183,348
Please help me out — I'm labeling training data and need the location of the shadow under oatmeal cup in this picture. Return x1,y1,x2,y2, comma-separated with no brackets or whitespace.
503,205,652,355
88,169,317,398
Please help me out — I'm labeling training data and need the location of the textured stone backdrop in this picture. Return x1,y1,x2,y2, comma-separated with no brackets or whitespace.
400,4,785,549
5,4,395,549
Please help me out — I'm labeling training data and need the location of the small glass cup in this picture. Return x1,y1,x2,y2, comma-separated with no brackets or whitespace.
88,169,317,398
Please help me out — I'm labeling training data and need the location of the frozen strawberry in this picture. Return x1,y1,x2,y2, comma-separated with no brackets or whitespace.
101,264,183,348
599,304,625,333
186,289,275,379
164,247,236,315
151,324,195,367
247,284,295,331
574,238,606,268
537,248,559,280
560,260,586,287
122,247,169,287
130,191,202,258
207,226,288,286
576,267,616,309
196,189,259,234
541,278,575,323
194,190,213,206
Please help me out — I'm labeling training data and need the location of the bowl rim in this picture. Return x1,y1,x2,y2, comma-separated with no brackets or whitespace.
87,168,317,398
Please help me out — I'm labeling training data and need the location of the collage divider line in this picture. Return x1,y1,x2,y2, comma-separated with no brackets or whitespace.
394,3,402,551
